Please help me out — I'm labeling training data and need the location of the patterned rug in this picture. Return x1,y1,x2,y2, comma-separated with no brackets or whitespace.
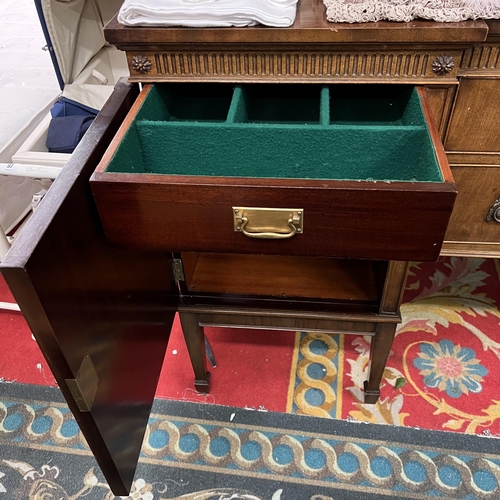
1,257,500,439
1,381,500,499
288,258,500,435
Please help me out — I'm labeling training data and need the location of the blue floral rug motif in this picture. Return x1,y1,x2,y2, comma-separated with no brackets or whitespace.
288,259,500,437
0,382,499,499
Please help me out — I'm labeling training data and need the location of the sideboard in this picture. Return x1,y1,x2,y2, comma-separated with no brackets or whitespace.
1,1,499,495
104,3,500,257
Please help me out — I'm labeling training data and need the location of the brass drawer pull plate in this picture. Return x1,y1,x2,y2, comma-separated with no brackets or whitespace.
233,207,304,239
486,197,500,224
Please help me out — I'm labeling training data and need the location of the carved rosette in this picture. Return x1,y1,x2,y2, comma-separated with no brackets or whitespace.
486,197,500,223
432,55,454,76
131,55,152,74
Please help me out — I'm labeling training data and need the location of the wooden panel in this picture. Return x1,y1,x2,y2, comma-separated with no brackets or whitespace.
125,50,463,83
425,85,456,138
91,176,456,262
0,81,177,496
461,44,500,71
445,77,500,152
182,253,379,302
441,241,500,258
444,166,500,244
447,152,500,166
181,304,401,333
196,312,378,335
486,20,500,39
180,304,399,323
181,251,200,286
379,261,410,315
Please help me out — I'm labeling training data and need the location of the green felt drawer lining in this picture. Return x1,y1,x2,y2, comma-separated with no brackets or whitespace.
105,84,442,182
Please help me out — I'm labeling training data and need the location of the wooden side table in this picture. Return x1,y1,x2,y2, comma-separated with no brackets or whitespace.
177,260,409,404
89,82,455,404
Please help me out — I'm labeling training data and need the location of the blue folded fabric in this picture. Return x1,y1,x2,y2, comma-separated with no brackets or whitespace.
46,97,98,154
46,115,95,154
50,97,98,118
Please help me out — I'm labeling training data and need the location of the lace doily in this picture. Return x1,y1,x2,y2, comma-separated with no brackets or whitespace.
323,0,500,23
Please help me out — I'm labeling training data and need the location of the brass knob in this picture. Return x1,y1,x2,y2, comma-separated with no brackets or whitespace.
486,197,500,223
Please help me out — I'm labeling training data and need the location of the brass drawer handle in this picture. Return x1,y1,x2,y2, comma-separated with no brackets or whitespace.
240,216,297,239
486,198,500,223
233,207,303,239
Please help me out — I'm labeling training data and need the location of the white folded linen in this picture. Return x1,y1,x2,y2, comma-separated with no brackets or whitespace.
118,0,299,27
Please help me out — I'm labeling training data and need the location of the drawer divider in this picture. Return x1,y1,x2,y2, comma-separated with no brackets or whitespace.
320,85,330,126
226,85,247,123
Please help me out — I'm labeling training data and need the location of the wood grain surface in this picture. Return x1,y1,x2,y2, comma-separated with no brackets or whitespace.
445,78,500,152
444,166,500,243
104,0,487,46
1,80,177,496
182,252,380,301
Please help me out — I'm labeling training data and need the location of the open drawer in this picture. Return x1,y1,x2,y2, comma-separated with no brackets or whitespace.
90,83,456,261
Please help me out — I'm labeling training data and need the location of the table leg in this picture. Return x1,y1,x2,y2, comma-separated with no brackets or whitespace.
364,260,410,404
364,322,397,403
179,311,210,393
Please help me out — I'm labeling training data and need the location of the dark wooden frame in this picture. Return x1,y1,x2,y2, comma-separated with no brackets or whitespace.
177,260,409,404
0,80,177,495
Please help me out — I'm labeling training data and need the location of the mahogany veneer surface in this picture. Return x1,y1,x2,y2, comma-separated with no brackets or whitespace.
90,84,456,262
182,253,379,302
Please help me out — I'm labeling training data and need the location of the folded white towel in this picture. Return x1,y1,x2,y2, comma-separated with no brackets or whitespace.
118,0,299,27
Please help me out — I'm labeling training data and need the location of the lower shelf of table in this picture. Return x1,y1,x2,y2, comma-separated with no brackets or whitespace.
180,252,386,307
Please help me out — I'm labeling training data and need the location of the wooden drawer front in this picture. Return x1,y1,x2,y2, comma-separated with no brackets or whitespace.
445,77,500,153
91,83,456,262
444,166,500,243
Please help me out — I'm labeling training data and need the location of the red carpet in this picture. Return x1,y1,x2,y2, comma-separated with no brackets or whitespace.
157,317,295,411
0,280,56,386
0,275,294,411
1,257,499,435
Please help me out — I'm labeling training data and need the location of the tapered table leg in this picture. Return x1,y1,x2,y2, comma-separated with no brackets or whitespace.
364,322,397,404
179,312,210,393
364,261,410,404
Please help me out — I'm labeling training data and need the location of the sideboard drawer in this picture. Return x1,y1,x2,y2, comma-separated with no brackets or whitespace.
445,166,500,244
90,83,456,261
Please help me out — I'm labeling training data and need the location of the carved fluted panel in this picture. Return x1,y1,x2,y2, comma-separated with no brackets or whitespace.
127,50,462,82
461,45,500,70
